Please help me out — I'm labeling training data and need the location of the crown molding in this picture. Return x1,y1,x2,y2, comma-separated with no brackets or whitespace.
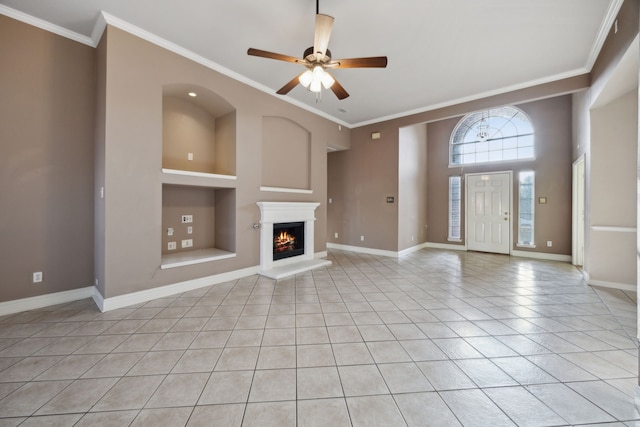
585,0,625,71
99,12,351,128
90,11,107,46
352,68,590,128
0,4,94,47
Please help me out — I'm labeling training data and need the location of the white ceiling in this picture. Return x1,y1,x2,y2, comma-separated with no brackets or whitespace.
0,0,621,127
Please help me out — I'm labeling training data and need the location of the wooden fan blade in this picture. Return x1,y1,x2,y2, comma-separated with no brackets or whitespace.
313,14,334,58
247,48,302,64
329,75,349,100
276,73,304,95
329,56,388,68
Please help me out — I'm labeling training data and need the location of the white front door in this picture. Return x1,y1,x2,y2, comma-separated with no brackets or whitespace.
466,172,511,254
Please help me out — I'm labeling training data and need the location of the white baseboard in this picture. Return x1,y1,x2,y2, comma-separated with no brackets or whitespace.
99,265,260,312
1,251,336,315
511,250,572,262
588,278,636,292
423,242,467,251
0,286,95,316
581,270,590,283
92,288,105,312
327,243,398,257
315,251,328,259
100,251,330,312
398,242,430,257
327,242,571,263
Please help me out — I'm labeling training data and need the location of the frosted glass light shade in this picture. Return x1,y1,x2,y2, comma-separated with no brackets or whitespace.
299,70,313,87
321,72,334,89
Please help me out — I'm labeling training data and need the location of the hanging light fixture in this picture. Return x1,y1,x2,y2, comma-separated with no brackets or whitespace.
299,66,335,93
476,112,490,142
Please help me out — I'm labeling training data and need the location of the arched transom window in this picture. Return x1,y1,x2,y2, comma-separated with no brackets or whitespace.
450,106,534,166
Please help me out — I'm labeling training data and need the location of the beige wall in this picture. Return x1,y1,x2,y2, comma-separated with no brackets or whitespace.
327,128,400,251
97,26,345,299
0,15,95,302
162,96,218,173
161,185,217,254
588,89,638,285
571,0,639,288
262,117,311,190
398,124,428,251
94,33,107,297
590,0,639,107
215,112,237,176
328,86,579,255
427,96,574,255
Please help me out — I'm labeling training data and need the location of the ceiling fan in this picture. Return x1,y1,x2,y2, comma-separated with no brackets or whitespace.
247,1,388,100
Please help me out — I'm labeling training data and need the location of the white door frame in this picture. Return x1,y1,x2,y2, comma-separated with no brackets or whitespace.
464,171,513,255
572,154,586,266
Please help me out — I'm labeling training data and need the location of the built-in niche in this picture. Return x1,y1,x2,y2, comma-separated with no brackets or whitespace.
161,184,236,268
162,84,236,177
160,84,237,268
261,116,311,191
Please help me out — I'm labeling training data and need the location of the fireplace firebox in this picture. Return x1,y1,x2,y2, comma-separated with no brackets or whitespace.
273,222,305,261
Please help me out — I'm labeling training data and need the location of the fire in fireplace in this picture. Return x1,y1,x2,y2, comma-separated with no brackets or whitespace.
273,222,305,261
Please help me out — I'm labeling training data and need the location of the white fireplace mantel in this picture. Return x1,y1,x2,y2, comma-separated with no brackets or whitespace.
257,202,331,279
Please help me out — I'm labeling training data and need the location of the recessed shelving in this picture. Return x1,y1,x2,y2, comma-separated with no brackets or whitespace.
161,248,236,269
162,84,236,177
162,168,237,180
161,168,236,189
160,84,237,269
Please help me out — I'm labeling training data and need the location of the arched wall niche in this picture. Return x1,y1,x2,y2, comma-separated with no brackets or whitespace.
162,83,236,176
262,116,311,190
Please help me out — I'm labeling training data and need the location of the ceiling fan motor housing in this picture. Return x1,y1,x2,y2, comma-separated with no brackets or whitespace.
304,46,331,64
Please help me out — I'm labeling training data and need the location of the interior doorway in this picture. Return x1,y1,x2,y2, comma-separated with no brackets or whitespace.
572,155,585,266
466,172,512,254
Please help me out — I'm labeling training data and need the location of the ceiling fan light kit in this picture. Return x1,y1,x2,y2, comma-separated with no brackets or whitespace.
299,66,335,92
247,1,387,100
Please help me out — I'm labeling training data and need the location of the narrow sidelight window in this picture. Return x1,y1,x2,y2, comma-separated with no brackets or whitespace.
518,171,535,246
448,176,462,241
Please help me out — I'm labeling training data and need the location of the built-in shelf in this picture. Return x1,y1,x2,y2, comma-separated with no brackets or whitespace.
163,168,237,180
162,168,237,188
161,248,236,269
160,86,237,271
260,186,313,194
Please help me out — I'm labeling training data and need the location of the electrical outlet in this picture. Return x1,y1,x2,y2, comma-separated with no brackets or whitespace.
187,226,193,234
546,241,552,247
182,239,193,248
167,227,174,236
181,215,193,223
334,232,338,238
32,272,43,283
188,152,194,161
168,241,177,250
360,235,364,241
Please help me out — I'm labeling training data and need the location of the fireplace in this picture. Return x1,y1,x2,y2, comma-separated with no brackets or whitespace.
273,222,305,261
256,201,331,279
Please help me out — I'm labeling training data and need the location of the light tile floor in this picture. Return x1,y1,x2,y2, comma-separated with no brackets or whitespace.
0,248,638,426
